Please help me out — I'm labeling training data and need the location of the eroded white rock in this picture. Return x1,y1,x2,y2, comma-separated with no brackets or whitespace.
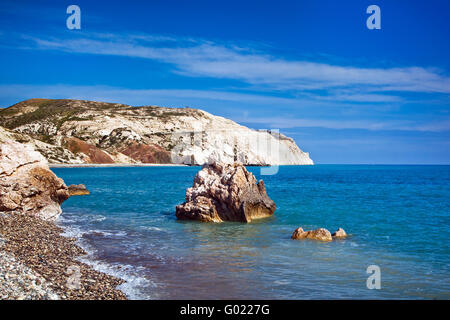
0,127,69,220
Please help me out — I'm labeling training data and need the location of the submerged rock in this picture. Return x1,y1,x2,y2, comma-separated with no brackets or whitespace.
176,162,276,222
68,184,90,196
0,127,69,220
291,227,332,242
332,228,347,239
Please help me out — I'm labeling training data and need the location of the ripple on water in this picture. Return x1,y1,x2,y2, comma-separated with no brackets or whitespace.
52,165,450,299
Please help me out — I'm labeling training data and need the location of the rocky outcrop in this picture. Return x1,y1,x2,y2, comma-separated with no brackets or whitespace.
291,227,333,242
176,162,276,222
68,184,90,196
0,99,313,165
0,127,69,220
332,228,347,239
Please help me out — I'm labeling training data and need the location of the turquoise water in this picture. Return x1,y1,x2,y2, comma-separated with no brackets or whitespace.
52,165,450,299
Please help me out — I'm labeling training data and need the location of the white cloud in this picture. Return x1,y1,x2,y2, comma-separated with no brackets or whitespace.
22,33,450,95
237,116,450,132
0,84,297,106
1,83,447,132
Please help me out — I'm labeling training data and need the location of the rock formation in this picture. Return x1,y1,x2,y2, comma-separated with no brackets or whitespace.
0,99,313,165
332,228,347,239
176,162,276,222
291,227,333,242
0,127,69,220
68,184,90,196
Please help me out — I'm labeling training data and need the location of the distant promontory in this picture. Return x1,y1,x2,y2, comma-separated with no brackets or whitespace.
0,99,313,166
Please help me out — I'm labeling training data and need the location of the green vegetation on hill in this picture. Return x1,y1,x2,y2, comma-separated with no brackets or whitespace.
0,99,206,130
0,99,126,129
0,99,79,129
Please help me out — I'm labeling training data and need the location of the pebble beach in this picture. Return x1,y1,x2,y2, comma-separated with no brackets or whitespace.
0,212,127,300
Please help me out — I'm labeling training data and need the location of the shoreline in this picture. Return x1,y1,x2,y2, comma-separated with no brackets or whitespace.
0,212,127,300
49,163,190,168
48,163,293,168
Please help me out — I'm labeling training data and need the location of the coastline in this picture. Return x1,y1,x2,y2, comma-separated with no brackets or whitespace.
49,163,190,168
48,163,294,168
0,212,127,300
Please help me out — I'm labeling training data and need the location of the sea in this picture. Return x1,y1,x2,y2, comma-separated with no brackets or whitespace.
52,165,450,299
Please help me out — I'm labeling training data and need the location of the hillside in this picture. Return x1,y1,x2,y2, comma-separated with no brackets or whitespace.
0,99,313,165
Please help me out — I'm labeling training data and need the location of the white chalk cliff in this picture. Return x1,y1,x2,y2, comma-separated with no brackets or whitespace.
0,99,313,166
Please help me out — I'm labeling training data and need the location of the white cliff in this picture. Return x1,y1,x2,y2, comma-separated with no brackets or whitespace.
0,99,313,165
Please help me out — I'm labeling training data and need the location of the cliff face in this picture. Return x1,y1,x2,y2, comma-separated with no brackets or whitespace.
0,99,313,165
0,127,69,220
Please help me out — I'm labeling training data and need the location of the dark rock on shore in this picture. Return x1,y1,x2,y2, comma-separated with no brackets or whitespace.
176,162,276,222
68,184,90,196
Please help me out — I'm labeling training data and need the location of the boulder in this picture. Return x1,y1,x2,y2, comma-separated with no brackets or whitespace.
0,127,69,220
291,227,332,242
176,162,276,222
68,184,90,196
332,228,347,239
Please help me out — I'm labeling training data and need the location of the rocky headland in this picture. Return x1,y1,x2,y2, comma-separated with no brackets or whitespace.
0,98,313,166
176,162,276,222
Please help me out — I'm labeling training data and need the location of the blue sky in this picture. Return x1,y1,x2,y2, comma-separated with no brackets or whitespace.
0,0,449,164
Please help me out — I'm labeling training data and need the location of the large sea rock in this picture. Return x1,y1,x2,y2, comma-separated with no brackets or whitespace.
0,127,69,220
176,162,276,222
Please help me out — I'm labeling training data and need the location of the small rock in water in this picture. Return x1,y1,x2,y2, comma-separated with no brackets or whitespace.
332,228,347,239
291,227,332,242
68,184,90,196
176,162,276,223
